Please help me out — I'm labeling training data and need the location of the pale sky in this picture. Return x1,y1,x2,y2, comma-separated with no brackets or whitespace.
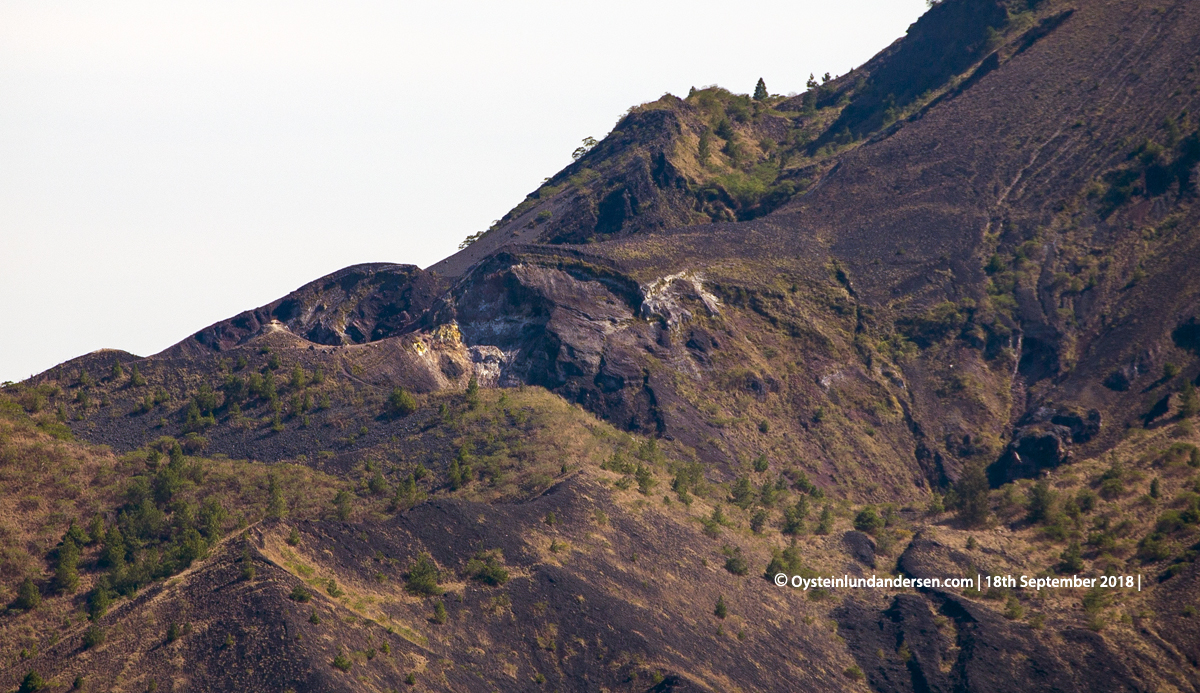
0,0,928,383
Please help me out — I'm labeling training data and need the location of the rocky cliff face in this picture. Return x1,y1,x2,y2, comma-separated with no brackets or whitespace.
168,263,446,357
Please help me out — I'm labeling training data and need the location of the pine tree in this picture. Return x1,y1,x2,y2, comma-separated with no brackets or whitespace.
83,625,105,649
266,475,287,519
1180,380,1199,418
290,365,307,390
1026,479,1055,524
816,505,835,534
956,462,991,528
65,520,89,546
240,546,256,581
1059,540,1083,573
730,476,754,508
750,509,768,533
465,377,480,410
88,579,113,620
698,127,711,166
783,498,810,535
54,537,80,594
753,78,768,101
333,489,352,521
88,514,106,544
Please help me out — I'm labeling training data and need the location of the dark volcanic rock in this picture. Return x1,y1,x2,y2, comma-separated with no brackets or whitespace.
170,263,446,355
842,531,877,568
988,424,1072,485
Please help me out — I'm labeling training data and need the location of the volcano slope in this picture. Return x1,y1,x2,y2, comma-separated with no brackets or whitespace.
7,0,1200,690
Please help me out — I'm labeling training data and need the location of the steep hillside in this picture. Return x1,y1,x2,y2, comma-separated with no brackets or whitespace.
7,0,1200,690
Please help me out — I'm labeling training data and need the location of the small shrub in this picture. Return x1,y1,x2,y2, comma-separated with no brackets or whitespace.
844,665,864,681
714,595,727,619
1076,489,1098,513
1004,596,1024,620
289,585,312,603
1027,480,1056,523
387,387,417,417
723,547,749,576
13,577,40,610
432,600,448,624
333,489,352,521
332,650,352,672
82,625,105,650
1058,541,1084,573
815,506,834,535
730,477,754,509
287,527,301,546
465,550,509,586
240,549,256,582
1138,532,1173,562
955,462,990,527
405,553,441,596
54,538,80,594
1180,381,1199,418
854,506,884,534
635,464,657,495
782,497,810,535
750,509,768,533
310,610,321,625
465,377,480,410
88,582,113,620
17,671,46,693
764,546,805,581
